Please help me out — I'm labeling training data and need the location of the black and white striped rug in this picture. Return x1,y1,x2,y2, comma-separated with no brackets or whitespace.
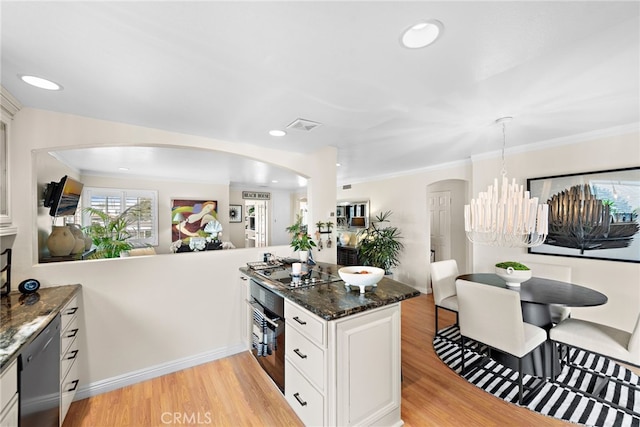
434,325,640,427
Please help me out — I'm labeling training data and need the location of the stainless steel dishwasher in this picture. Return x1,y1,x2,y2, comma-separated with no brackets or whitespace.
19,314,61,427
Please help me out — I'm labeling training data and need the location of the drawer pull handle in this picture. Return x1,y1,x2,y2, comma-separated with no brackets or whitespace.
293,316,307,325
65,307,78,315
293,348,307,359
66,328,79,338
67,379,79,392
66,349,79,360
293,392,307,407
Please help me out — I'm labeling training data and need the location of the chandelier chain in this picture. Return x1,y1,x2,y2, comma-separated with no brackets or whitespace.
500,121,507,177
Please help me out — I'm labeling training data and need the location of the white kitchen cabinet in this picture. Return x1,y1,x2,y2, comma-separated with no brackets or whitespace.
0,359,18,427
59,295,81,426
333,304,401,426
285,301,402,426
285,359,325,426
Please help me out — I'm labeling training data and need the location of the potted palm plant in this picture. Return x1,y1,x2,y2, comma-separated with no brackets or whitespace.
83,201,150,258
357,210,404,274
286,214,316,262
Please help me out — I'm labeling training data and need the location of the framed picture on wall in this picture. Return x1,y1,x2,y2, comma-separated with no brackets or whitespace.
171,199,218,243
527,167,640,263
229,205,242,223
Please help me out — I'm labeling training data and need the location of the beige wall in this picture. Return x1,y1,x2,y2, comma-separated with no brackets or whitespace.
5,104,639,396
7,107,337,397
339,130,640,333
470,131,640,332
338,161,471,293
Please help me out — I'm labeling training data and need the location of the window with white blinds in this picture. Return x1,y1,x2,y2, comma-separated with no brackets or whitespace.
80,187,158,247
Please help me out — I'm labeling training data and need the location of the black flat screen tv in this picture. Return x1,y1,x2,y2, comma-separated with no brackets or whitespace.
43,175,84,217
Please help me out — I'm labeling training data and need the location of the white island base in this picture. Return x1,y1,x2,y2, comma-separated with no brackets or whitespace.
284,300,402,426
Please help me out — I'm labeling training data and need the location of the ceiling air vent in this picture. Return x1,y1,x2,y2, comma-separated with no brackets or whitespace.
342,184,352,190
286,118,322,132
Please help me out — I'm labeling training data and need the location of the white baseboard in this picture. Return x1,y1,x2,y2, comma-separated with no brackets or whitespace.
75,343,248,400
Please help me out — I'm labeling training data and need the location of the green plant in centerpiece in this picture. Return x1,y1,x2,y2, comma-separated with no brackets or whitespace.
495,261,530,270
286,214,317,252
83,201,150,258
357,210,404,274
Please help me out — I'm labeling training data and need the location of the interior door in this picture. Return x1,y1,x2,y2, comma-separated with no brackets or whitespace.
429,191,451,262
254,201,268,247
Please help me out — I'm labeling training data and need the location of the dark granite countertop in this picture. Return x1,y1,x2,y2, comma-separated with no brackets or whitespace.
240,264,420,321
0,284,81,371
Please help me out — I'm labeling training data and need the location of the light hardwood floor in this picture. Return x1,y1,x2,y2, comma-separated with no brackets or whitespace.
64,294,571,426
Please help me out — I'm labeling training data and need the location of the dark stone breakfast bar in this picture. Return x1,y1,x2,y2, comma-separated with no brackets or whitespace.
240,263,420,320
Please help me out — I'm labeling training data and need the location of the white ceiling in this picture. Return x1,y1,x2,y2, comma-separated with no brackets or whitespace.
2,1,639,189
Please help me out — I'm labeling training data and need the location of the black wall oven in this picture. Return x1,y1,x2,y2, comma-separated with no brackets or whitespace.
249,280,285,393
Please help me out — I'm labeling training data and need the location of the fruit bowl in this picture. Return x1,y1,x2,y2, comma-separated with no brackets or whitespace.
338,266,385,294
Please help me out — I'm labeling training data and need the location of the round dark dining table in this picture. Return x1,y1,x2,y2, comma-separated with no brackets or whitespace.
456,273,608,377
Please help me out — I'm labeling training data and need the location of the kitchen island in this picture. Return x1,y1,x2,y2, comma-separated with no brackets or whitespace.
240,263,420,427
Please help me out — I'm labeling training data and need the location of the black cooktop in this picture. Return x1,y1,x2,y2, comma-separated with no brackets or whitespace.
256,265,342,289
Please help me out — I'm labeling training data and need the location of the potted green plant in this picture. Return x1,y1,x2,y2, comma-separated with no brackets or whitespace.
357,210,404,274
286,214,316,261
83,201,150,258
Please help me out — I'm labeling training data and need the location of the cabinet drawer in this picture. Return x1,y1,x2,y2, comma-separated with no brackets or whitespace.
60,357,80,423
0,392,18,427
0,359,17,413
61,315,79,355
61,295,79,332
285,360,324,427
286,327,325,391
61,340,80,381
285,301,325,347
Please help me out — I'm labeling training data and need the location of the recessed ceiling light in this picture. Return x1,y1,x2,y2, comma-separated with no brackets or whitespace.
401,20,444,49
19,75,63,91
118,167,130,171
269,130,286,137
271,180,279,183
336,163,341,167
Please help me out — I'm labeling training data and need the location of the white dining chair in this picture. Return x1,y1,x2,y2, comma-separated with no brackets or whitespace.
523,262,571,323
456,279,548,405
550,313,640,369
549,313,640,417
430,259,459,334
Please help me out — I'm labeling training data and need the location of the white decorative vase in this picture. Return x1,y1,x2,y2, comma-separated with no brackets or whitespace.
299,250,309,262
71,237,85,254
495,267,532,288
47,226,76,257
339,233,350,246
67,224,86,254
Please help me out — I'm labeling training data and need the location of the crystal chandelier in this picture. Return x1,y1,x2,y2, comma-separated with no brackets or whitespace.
464,117,549,247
